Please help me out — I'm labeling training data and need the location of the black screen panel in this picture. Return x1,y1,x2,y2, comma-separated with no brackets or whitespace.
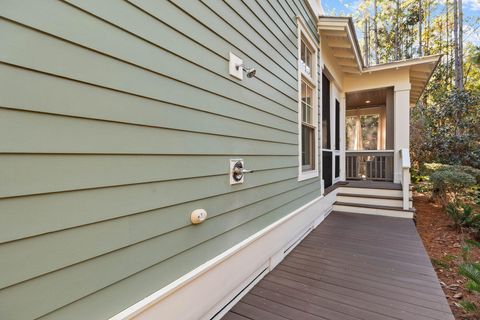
322,74,331,149
335,155,340,178
323,151,333,188
335,99,340,150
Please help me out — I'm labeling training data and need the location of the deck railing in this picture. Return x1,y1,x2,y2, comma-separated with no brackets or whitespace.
346,150,394,182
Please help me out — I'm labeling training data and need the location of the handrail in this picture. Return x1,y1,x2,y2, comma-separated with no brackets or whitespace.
400,148,411,169
400,149,411,210
346,150,395,154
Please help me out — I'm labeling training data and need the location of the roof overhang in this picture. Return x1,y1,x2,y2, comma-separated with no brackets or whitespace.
318,16,364,74
318,16,441,104
362,55,441,104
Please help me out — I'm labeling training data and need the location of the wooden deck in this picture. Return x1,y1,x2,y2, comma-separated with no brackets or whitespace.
222,212,454,320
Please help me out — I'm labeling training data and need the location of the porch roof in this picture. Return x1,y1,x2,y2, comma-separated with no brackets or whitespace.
318,16,441,104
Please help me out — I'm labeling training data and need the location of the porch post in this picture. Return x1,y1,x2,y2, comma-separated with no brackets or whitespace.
393,83,411,183
340,92,346,181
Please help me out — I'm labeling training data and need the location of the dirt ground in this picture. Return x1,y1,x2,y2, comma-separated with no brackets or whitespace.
415,193,480,320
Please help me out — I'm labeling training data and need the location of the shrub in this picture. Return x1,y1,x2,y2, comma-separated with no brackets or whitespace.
430,169,476,205
446,203,480,229
460,166,480,184
425,162,480,184
424,162,450,173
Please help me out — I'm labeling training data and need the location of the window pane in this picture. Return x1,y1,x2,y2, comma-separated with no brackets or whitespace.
346,116,357,150
305,84,312,106
360,114,379,150
301,81,314,125
300,39,313,77
302,102,307,122
302,125,315,170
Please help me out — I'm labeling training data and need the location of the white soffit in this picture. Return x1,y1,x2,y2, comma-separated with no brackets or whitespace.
318,16,364,75
363,55,441,104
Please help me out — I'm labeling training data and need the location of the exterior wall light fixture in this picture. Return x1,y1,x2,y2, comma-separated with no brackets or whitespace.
236,64,256,78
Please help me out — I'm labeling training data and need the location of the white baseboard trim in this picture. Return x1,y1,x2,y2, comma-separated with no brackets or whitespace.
110,194,335,320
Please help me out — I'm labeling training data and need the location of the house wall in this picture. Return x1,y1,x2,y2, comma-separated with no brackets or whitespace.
0,1,324,319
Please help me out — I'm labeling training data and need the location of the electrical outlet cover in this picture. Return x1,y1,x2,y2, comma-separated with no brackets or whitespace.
229,52,243,80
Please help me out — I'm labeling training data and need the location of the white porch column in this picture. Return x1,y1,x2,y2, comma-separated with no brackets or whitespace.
393,83,411,183
340,92,346,181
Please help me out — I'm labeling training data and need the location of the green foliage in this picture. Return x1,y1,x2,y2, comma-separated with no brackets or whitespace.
446,203,480,229
424,163,480,183
465,239,480,249
430,169,476,205
459,300,477,313
459,263,480,293
431,258,450,269
412,90,480,170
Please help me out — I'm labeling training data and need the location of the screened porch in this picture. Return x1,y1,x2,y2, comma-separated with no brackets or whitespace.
345,88,395,182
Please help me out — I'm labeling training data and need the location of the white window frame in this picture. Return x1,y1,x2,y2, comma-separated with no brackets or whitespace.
297,17,319,181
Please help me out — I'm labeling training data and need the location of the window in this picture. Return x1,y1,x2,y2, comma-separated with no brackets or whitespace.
301,80,315,170
300,40,313,78
297,18,318,181
346,108,386,151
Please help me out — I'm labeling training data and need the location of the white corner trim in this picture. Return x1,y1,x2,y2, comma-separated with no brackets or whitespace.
305,0,322,17
109,195,325,320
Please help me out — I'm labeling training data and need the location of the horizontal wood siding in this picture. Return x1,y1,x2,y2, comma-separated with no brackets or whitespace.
0,1,320,319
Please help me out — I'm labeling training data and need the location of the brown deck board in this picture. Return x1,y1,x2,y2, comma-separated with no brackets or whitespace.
222,211,454,320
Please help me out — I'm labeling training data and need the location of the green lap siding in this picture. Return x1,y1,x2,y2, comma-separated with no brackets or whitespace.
0,1,321,319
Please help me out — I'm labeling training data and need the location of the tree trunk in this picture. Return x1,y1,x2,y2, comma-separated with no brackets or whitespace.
426,0,431,54
395,0,401,60
364,17,370,66
458,0,464,90
418,0,423,56
453,0,461,90
446,0,450,85
374,0,380,64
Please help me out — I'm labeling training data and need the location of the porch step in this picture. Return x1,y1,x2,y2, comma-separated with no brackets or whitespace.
338,186,412,198
337,193,413,208
333,202,415,219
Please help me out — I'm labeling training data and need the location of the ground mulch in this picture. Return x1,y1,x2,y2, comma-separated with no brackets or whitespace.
415,192,480,320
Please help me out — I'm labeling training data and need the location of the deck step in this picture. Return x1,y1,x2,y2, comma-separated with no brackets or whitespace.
333,201,415,219
338,186,412,198
337,193,413,208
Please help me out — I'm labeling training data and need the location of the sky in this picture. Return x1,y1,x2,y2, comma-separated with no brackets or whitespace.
322,0,480,45
322,0,480,16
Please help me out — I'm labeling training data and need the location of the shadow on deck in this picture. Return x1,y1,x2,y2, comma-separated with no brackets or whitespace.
222,212,454,320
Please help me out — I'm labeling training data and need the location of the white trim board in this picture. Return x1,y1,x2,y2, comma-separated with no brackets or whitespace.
110,194,334,320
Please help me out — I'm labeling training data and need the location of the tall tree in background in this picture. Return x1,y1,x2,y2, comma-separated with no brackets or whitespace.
364,17,370,65
395,0,401,60
453,0,463,90
458,0,464,90
418,0,423,56
373,0,380,64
